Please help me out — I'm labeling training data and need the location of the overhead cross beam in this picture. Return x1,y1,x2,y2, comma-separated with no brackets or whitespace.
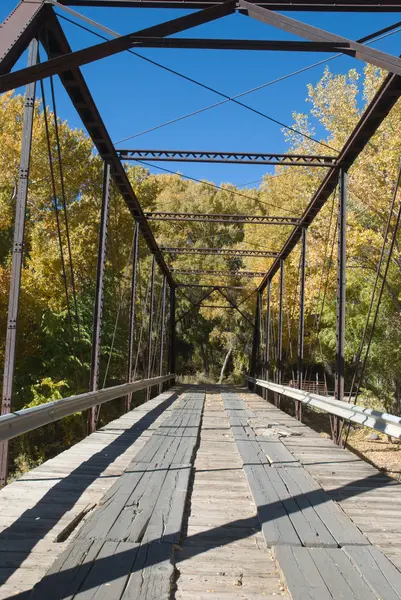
172,269,266,277
161,247,279,257
112,38,350,52
53,1,401,11
240,0,401,76
0,1,236,93
145,213,299,225
119,149,337,167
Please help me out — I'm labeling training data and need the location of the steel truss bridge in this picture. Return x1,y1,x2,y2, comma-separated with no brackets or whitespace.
1,1,401,598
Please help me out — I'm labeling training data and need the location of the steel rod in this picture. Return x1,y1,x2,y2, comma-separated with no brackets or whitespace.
0,40,38,487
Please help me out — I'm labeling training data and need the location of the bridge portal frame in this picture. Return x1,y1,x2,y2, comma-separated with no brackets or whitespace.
1,0,401,489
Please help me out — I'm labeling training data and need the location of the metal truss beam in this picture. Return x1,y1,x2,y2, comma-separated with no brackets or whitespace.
145,212,299,225
258,61,401,291
119,149,337,167
0,1,236,93
240,0,401,76
111,38,349,52
56,1,401,11
178,284,246,289
161,247,278,257
38,8,174,286
0,0,47,75
172,269,266,277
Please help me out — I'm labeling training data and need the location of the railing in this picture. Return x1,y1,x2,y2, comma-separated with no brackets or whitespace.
0,374,175,442
287,379,328,396
246,376,401,439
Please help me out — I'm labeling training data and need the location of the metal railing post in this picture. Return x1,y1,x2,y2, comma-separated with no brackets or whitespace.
88,162,111,434
0,40,38,486
146,256,156,400
263,280,271,400
296,228,307,421
125,222,139,412
277,259,284,407
159,276,167,393
168,286,176,383
249,291,261,391
334,168,347,444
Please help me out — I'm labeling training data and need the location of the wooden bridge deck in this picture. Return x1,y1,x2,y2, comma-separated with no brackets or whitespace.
0,385,401,599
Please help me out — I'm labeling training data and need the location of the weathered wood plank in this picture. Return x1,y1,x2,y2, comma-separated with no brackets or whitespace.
343,545,401,600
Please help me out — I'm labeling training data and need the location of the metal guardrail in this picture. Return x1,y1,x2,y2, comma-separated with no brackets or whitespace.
0,374,175,442
246,377,401,439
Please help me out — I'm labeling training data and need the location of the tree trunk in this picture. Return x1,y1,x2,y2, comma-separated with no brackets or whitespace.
218,346,232,384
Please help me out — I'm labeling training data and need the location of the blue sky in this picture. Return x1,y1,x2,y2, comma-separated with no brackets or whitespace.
2,1,401,186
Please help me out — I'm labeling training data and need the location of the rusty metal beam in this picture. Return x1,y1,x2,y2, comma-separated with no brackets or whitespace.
145,212,298,225
0,1,236,93
0,0,47,75
38,8,174,286
119,149,337,166
258,63,401,292
161,247,278,257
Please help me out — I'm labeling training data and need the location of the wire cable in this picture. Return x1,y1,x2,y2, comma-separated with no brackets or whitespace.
49,75,82,347
56,11,337,152
40,79,76,356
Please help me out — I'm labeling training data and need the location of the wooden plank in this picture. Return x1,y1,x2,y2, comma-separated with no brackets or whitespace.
274,546,332,600
161,466,192,545
29,539,102,600
258,440,301,468
243,464,301,546
309,548,376,600
282,464,369,546
73,541,139,600
77,469,147,541
278,469,338,548
121,542,173,600
142,466,190,544
343,545,401,600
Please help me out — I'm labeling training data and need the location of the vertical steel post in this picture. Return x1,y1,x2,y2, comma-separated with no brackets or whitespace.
296,228,307,421
146,256,156,400
277,259,284,407
0,40,38,486
249,291,261,391
334,168,347,444
262,280,271,400
158,276,167,394
168,285,176,383
125,222,139,412
88,163,111,434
